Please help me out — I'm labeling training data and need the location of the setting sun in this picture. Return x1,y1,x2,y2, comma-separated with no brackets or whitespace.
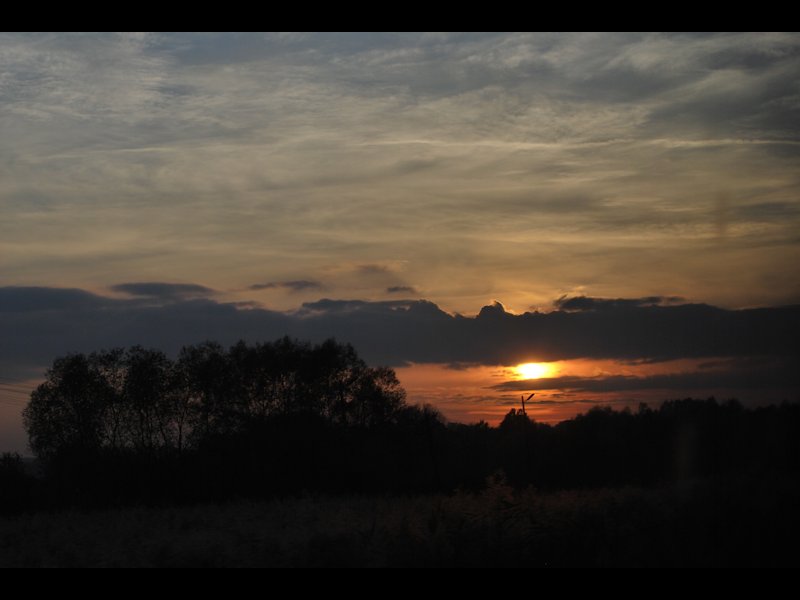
515,362,554,380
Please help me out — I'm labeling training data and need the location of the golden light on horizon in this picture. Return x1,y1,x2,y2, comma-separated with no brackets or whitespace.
514,362,554,380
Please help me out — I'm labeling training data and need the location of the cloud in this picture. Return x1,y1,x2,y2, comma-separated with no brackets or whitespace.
386,285,418,294
491,357,798,394
0,287,111,313
110,282,215,300
554,295,685,311
357,264,393,275
442,362,482,371
2,33,799,314
2,287,798,382
524,398,603,406
297,298,428,317
250,280,323,292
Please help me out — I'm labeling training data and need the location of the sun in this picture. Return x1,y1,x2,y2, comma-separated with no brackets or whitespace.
515,362,553,380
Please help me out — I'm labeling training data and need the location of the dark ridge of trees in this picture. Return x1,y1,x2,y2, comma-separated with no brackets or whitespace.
24,338,406,459
9,338,800,512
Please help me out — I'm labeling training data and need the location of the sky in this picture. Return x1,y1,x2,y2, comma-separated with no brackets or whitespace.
2,32,799,452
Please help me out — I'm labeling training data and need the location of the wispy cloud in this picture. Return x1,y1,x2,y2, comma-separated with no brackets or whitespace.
387,285,418,294
554,295,685,311
111,282,216,300
250,280,323,292
357,264,397,275
1,33,799,313
491,359,798,394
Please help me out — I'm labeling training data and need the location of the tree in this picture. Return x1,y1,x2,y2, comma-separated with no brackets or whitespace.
88,348,126,449
123,346,172,450
23,354,112,458
348,366,406,427
24,338,410,459
175,341,231,440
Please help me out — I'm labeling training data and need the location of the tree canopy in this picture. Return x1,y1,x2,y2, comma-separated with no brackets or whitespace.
24,337,407,458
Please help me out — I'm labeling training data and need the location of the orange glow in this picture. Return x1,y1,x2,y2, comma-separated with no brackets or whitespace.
514,362,554,380
394,357,731,427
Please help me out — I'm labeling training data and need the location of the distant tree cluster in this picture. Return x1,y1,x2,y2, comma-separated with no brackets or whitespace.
23,338,406,458
489,399,800,489
10,339,800,512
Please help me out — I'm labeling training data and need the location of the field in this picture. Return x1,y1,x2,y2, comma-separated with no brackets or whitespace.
2,474,797,567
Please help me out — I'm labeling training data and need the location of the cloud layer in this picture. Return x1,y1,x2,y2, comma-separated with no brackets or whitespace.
1,286,797,382
2,33,799,313
492,357,797,394
110,282,216,300
249,280,323,292
2,286,797,450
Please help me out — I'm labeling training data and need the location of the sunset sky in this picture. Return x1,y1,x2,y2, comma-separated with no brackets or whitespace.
2,32,799,452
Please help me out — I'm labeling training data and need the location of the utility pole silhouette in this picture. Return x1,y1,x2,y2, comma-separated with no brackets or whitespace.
520,393,534,415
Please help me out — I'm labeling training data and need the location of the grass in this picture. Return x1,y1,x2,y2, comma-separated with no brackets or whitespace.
1,474,798,567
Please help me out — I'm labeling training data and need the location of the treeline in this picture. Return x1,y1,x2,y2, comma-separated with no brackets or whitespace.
23,338,406,457
2,338,800,513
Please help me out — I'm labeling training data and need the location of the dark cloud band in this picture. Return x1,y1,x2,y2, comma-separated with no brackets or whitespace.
492,358,798,394
110,282,216,299
250,280,322,292
1,288,798,380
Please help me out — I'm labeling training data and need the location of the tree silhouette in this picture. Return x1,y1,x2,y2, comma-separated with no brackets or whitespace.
123,347,173,450
23,354,111,458
18,342,800,511
23,338,410,460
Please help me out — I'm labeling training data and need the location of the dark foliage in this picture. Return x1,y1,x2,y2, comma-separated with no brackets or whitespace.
0,453,36,514
6,340,800,566
9,339,800,513
23,338,406,459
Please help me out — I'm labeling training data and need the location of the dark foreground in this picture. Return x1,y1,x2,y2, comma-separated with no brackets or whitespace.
2,473,798,567
9,351,800,568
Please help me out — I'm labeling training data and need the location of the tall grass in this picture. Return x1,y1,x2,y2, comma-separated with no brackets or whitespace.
1,473,797,567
